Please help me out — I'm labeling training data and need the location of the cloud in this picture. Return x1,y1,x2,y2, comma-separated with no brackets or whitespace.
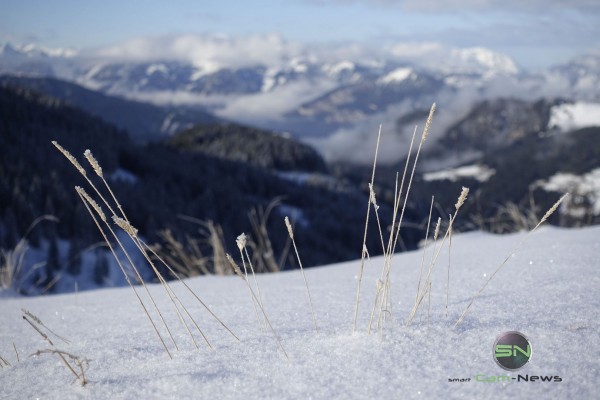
216,80,338,123
86,33,307,71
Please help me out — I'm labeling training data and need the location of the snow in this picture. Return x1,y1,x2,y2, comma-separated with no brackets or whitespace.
108,168,138,184
290,58,309,74
377,67,413,85
326,61,356,76
548,102,600,132
0,43,76,59
423,164,496,183
146,64,168,75
1,226,598,399
451,47,519,75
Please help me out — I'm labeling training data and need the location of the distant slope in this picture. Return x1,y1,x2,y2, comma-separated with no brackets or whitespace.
167,124,327,173
0,85,393,294
0,75,220,141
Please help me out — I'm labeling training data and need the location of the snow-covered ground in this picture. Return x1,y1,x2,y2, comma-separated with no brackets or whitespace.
0,226,599,399
423,164,496,183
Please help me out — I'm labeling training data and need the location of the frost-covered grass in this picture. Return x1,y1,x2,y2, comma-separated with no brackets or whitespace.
1,226,599,399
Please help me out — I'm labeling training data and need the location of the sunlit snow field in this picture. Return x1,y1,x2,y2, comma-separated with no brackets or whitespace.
1,226,599,399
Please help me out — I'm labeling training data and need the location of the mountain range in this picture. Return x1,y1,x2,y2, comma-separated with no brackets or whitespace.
2,40,599,152
1,38,599,295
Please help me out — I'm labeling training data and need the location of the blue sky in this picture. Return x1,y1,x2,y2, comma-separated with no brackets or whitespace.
1,0,599,68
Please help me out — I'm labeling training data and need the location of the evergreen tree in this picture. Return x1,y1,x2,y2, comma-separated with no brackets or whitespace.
93,249,109,285
43,236,61,292
67,238,82,276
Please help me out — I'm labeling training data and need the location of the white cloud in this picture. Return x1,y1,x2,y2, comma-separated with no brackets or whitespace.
86,33,306,71
216,80,338,123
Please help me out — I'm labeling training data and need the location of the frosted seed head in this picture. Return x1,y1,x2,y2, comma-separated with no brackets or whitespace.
83,149,103,177
284,216,294,239
113,216,138,237
52,141,86,176
455,187,469,211
421,103,436,142
433,217,442,240
76,186,106,222
541,193,569,223
236,233,247,251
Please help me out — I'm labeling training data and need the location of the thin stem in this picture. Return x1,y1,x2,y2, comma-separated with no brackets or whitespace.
454,194,568,328
353,125,381,333
77,192,172,358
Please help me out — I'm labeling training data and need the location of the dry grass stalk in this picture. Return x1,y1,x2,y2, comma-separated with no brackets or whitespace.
117,220,213,351
389,104,436,256
84,148,129,224
285,217,318,333
0,215,58,291
13,343,19,363
234,233,262,329
22,311,88,386
368,183,388,255
407,187,469,325
226,254,289,359
445,215,453,317
454,193,569,328
247,198,284,273
427,282,432,326
76,190,173,358
30,349,90,386
374,103,436,334
237,233,266,330
143,242,240,342
22,308,71,345
353,124,382,333
0,355,10,367
154,229,210,276
416,197,435,305
59,143,237,352
374,126,418,328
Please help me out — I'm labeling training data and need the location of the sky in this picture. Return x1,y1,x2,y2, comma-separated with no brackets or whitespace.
1,0,599,68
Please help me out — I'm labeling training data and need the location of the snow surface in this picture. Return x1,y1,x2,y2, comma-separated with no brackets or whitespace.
1,226,599,399
548,102,600,132
423,164,496,183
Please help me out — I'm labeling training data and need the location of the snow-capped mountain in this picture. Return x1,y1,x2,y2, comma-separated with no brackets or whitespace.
0,37,525,103
1,36,599,157
0,43,77,59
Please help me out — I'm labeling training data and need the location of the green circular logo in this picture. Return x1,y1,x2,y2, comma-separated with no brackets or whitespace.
493,331,532,371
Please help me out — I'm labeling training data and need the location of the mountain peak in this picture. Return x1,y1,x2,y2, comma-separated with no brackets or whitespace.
0,42,77,59
450,47,519,75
